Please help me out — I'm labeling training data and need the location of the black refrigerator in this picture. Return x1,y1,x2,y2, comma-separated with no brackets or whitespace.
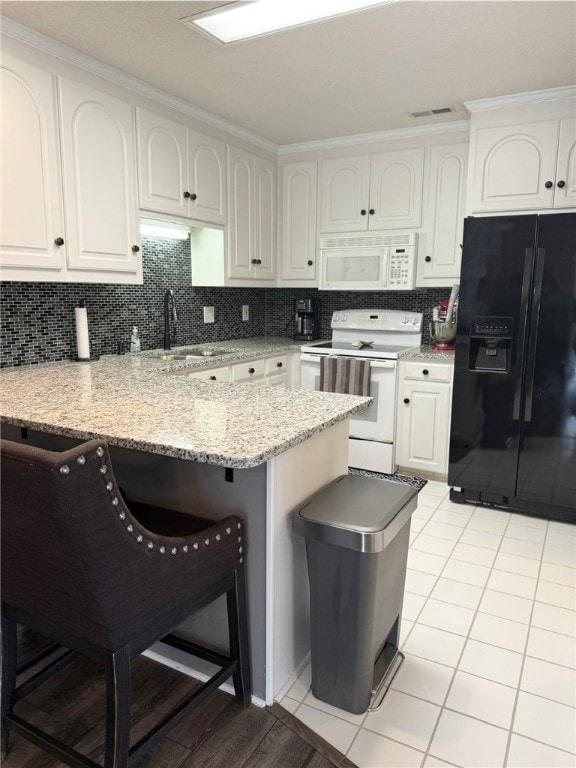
448,213,576,522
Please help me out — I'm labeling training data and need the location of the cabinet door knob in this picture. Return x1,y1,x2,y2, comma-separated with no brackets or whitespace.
248,367,255,374
276,362,283,368
54,237,65,246
424,256,432,263
544,181,553,189
403,398,410,404
422,369,429,376
190,193,197,200
360,209,367,215
251,259,259,264
209,375,217,380
131,245,140,253
257,259,262,264
557,180,566,189
183,191,191,199
307,260,313,266
369,208,375,215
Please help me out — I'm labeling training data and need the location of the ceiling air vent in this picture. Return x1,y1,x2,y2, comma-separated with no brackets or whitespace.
409,106,457,118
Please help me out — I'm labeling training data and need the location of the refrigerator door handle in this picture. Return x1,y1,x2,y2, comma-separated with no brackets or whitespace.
523,248,546,423
513,247,535,421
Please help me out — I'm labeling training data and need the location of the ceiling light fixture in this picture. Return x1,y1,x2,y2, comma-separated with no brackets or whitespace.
183,0,397,45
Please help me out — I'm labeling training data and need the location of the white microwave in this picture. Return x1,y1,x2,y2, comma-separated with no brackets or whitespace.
319,232,417,291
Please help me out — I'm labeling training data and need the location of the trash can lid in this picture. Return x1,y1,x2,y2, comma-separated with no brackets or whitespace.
294,474,418,552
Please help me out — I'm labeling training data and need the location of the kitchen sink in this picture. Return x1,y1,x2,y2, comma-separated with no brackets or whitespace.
146,348,234,360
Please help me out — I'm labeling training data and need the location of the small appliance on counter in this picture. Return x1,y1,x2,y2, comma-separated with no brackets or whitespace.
430,284,459,350
293,298,320,342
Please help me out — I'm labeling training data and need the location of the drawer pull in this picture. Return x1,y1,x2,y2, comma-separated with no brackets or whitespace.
209,375,217,381
248,367,255,374
422,369,429,376
276,362,283,368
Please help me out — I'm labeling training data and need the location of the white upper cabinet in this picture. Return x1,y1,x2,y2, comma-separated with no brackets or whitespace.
254,155,276,279
469,115,576,213
137,108,226,225
59,78,141,275
226,145,275,282
0,54,66,273
555,117,576,208
320,155,370,232
319,149,423,233
137,110,188,217
419,142,468,284
369,149,424,229
279,160,318,284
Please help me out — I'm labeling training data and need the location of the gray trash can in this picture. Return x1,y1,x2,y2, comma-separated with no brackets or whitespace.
293,474,417,715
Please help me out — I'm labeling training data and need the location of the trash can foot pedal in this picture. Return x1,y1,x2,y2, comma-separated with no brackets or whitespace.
368,650,405,711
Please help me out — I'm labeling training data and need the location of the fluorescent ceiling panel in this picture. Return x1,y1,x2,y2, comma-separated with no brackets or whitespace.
185,0,397,44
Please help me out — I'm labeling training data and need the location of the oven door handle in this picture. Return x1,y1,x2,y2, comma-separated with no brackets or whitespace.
369,361,396,370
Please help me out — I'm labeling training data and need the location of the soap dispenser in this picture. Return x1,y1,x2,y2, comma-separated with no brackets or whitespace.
130,326,141,354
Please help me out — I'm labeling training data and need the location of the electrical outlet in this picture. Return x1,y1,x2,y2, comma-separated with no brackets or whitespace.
203,306,215,323
242,305,249,321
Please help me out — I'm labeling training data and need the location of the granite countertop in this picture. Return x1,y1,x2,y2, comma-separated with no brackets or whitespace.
399,345,455,362
0,338,370,468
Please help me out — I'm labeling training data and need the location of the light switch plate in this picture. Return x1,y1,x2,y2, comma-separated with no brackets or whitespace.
242,305,249,321
203,306,215,323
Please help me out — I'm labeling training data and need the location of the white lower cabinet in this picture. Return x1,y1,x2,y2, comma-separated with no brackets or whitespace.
178,352,295,387
186,366,230,382
396,360,453,476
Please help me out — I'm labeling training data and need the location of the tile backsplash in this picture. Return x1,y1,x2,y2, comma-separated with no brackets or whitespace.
1,236,450,368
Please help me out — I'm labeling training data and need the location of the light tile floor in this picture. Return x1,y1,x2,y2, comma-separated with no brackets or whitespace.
277,480,576,768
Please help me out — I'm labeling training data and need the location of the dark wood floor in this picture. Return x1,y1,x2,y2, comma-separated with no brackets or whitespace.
3,630,356,768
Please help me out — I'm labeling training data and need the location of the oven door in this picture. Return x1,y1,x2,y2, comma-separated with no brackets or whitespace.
300,353,398,441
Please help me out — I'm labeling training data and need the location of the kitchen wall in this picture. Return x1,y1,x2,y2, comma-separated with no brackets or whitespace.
1,236,450,367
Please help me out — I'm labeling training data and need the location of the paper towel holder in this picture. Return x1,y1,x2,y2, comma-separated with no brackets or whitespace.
74,300,98,362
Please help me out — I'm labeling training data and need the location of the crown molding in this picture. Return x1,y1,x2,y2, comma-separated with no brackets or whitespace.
277,119,471,155
465,85,576,113
0,17,279,154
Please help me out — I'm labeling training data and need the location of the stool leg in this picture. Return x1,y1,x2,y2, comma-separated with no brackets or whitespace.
227,565,251,707
1,607,17,757
104,648,131,768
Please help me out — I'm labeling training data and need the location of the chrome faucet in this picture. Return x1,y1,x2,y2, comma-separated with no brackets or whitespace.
163,289,178,350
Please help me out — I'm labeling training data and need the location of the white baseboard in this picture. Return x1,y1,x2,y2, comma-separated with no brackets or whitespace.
142,647,267,709
273,652,311,702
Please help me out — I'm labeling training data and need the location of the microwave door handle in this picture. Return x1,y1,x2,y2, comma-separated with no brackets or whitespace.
382,247,389,289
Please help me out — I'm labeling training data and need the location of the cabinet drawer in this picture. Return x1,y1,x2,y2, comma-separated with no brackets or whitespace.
265,355,288,374
403,361,452,383
187,366,229,382
230,359,266,381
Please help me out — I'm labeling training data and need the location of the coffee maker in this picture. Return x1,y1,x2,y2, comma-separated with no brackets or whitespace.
293,298,320,341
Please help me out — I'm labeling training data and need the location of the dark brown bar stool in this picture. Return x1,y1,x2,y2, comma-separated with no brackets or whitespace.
0,438,251,768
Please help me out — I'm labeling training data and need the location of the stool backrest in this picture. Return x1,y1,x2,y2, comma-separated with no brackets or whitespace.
1,438,146,649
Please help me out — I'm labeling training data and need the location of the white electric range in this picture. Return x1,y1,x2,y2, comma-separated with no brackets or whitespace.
300,309,423,473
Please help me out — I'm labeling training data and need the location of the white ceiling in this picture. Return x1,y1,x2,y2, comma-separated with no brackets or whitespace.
1,1,575,147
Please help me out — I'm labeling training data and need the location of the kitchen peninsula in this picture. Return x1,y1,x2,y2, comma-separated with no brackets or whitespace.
0,340,371,706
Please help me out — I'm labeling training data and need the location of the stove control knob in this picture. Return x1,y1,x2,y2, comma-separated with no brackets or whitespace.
341,314,347,322
334,314,340,322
